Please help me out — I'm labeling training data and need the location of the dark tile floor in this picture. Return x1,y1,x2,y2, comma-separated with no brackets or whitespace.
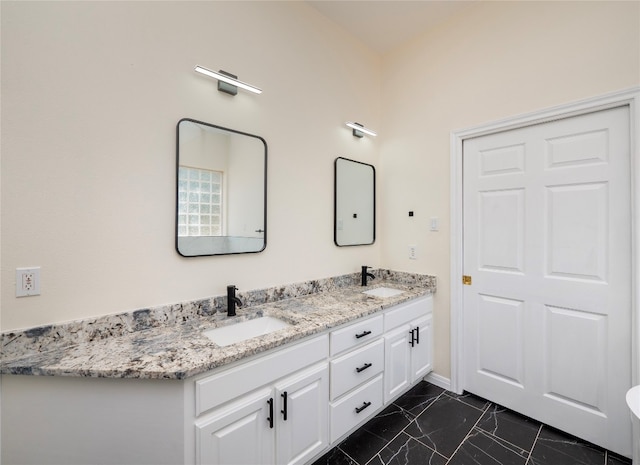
312,381,632,465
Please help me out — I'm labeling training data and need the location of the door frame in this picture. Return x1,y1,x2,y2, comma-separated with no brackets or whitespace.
450,87,640,395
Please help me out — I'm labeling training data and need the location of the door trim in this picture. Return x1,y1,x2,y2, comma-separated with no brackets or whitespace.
450,87,640,395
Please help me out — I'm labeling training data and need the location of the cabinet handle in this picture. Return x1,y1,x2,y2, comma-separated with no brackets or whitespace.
281,391,288,421
355,362,372,373
415,326,420,345
355,401,372,414
409,329,415,347
267,398,274,429
355,330,372,339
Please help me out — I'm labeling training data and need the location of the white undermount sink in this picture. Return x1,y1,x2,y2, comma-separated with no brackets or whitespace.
203,316,291,347
363,287,405,298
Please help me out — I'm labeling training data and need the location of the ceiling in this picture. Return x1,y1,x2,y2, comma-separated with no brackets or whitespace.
306,0,478,55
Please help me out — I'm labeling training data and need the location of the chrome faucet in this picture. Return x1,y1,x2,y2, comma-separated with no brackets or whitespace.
227,285,243,316
361,266,375,286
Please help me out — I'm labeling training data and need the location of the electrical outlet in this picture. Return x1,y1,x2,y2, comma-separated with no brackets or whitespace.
408,245,417,260
16,267,40,297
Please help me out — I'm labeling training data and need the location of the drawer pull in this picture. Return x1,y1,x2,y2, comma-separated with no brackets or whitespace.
267,398,274,429
355,401,372,414
355,330,372,339
281,391,288,421
355,363,373,373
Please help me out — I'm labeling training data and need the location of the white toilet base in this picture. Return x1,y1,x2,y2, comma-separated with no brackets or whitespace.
627,386,640,465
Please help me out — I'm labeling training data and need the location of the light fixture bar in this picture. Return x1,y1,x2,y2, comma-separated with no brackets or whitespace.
346,121,377,137
194,65,263,94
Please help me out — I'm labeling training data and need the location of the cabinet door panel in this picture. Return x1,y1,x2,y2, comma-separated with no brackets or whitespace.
196,388,274,465
384,325,412,403
275,363,329,465
411,314,433,381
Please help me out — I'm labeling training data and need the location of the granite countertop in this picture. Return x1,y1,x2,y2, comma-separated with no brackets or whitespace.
1,270,435,380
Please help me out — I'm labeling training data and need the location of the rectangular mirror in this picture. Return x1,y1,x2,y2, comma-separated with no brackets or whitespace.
176,119,267,256
334,157,375,246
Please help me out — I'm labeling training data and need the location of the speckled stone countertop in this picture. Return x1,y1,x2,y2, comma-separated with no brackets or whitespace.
1,270,435,380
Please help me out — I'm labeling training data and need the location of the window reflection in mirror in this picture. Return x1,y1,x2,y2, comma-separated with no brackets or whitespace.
334,157,375,246
176,119,267,256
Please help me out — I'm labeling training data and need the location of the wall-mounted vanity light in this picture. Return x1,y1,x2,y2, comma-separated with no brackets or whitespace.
346,122,377,138
194,65,262,96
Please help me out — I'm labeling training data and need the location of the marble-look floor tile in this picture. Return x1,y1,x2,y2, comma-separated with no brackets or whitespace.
338,403,415,465
361,402,416,441
529,426,605,465
312,446,358,465
444,390,492,411
334,423,389,465
607,451,633,465
447,428,528,465
476,403,541,452
368,432,447,465
404,394,484,458
391,381,444,417
314,384,627,465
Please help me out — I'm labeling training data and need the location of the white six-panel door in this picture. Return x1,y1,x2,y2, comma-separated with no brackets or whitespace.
463,106,632,456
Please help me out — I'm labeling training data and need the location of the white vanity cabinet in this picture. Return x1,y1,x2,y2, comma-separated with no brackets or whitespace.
194,335,329,465
1,293,434,465
383,296,433,403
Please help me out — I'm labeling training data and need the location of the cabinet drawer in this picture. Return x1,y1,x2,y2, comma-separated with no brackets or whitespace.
384,295,432,331
330,374,383,443
330,338,384,400
330,315,383,356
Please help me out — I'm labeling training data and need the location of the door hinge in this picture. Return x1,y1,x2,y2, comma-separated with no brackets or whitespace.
462,275,472,285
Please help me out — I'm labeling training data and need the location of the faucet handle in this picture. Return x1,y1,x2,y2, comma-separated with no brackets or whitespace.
361,266,375,286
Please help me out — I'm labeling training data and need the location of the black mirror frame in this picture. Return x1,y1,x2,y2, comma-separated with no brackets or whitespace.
175,118,267,257
334,156,376,247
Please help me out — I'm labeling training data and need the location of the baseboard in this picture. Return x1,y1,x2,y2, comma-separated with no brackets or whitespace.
424,372,451,392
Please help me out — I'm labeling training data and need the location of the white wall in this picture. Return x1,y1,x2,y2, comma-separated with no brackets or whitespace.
0,1,381,331
3,1,639,382
379,0,640,378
